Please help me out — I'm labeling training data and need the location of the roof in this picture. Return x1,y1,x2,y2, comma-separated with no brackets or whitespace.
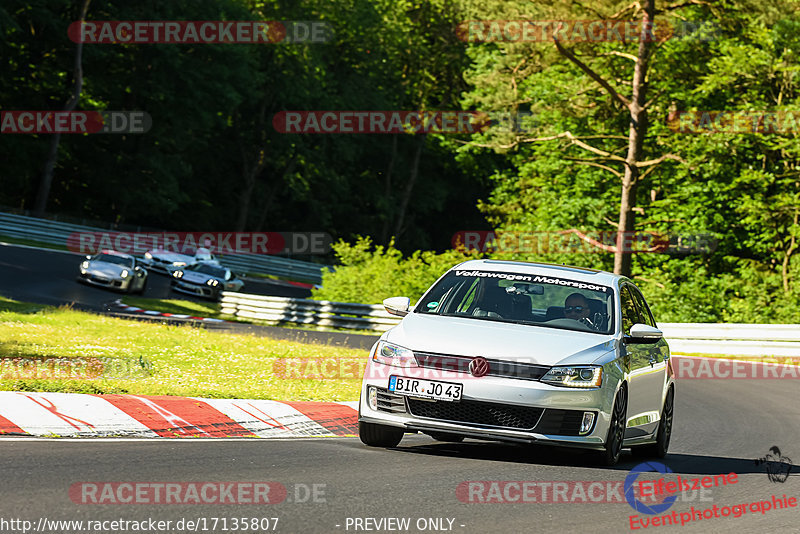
99,249,133,258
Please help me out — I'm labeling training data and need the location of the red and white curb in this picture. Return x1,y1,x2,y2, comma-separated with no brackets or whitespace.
112,300,225,322
0,392,358,438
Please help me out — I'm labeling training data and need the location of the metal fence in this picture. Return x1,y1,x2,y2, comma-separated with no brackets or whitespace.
657,323,800,357
220,292,400,331
220,291,800,356
0,211,327,284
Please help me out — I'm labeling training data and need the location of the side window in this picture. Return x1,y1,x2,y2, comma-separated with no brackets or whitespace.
620,286,639,336
630,287,657,327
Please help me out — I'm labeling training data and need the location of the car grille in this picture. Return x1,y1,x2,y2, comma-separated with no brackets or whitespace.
375,389,406,414
535,409,590,436
414,352,550,381
407,398,544,430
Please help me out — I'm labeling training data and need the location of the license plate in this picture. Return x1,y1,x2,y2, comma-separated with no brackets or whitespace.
388,376,462,402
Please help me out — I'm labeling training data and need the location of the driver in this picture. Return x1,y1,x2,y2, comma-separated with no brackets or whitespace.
564,293,596,329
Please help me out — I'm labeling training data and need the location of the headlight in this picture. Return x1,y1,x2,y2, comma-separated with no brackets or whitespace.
173,270,184,279
144,252,152,259
173,261,187,267
120,270,129,278
206,279,219,286
540,366,603,388
81,261,89,269
372,341,417,368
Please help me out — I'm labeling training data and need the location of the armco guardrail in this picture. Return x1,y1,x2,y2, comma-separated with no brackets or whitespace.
220,292,401,331
219,292,800,356
0,211,327,284
657,323,800,357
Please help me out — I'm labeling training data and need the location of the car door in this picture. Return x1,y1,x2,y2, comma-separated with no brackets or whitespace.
629,285,669,415
620,284,660,437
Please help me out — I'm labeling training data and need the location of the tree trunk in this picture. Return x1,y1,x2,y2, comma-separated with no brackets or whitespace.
33,0,91,217
613,0,654,277
380,134,399,245
255,157,296,231
392,134,425,241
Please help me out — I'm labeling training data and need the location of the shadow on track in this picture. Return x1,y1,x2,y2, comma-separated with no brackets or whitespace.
387,439,786,476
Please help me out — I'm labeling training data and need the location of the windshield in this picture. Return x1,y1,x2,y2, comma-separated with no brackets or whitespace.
187,263,228,278
93,253,133,267
415,270,615,334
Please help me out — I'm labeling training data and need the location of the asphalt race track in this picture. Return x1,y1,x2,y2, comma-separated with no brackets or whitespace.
0,242,378,349
1,378,799,533
0,242,312,310
1,242,799,533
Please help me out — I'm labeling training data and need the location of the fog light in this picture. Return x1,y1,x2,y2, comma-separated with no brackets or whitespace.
368,386,378,410
580,412,595,435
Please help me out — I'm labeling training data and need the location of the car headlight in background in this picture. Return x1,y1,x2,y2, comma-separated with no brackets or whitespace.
144,252,152,259
206,279,219,286
120,270,129,278
172,270,184,279
540,366,603,388
173,261,187,267
372,341,417,368
81,261,89,270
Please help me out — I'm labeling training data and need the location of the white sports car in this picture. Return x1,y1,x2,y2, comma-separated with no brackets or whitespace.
77,250,148,294
358,259,674,465
140,247,218,274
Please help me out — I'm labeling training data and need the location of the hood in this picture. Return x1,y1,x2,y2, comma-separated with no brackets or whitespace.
179,270,218,284
87,261,128,278
384,312,616,367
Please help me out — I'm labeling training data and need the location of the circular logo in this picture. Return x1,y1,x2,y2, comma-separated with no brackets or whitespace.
624,461,678,515
469,357,490,377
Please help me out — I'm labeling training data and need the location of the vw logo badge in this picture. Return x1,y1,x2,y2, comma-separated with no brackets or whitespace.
469,357,490,377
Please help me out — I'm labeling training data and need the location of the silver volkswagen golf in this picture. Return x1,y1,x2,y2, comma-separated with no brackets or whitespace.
358,259,674,465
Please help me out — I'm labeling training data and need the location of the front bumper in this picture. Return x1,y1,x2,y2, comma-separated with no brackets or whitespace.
78,271,130,291
359,362,618,449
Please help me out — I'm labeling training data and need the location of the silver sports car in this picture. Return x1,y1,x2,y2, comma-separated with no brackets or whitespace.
171,262,244,299
77,250,148,294
140,247,218,274
358,259,674,466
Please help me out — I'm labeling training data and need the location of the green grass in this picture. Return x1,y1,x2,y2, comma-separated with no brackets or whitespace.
0,235,70,252
0,296,366,401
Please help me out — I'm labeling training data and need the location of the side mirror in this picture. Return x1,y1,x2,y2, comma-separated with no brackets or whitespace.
383,296,411,317
627,323,663,344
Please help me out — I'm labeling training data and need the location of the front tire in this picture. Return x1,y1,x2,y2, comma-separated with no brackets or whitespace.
631,386,674,459
597,385,627,466
359,421,404,448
